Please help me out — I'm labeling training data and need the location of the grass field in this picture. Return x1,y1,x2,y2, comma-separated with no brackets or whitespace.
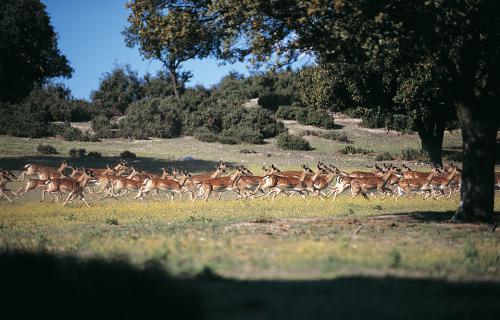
1,116,499,319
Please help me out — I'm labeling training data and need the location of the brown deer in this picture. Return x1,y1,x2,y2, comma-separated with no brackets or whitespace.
185,160,228,199
235,165,279,199
304,164,342,199
19,160,70,181
348,168,400,200
253,165,313,201
136,171,192,201
43,169,97,207
394,167,441,200
0,170,16,202
193,166,246,202
421,166,460,199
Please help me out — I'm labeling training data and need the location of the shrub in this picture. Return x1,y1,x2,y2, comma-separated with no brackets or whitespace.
87,151,102,157
320,131,348,142
344,107,367,118
37,144,58,154
193,127,219,143
301,108,335,129
92,115,114,138
400,148,427,161
120,150,136,158
388,248,402,268
277,133,312,151
275,105,300,120
375,152,395,161
359,107,386,128
239,149,257,154
119,97,181,139
69,148,87,157
62,126,83,141
258,94,291,111
340,146,372,155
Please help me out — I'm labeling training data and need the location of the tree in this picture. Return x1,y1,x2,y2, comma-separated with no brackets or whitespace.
0,0,72,102
156,0,499,222
123,0,215,100
90,64,142,118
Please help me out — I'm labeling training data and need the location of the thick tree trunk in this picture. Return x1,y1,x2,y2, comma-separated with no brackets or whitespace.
452,102,497,223
417,119,445,167
168,68,180,101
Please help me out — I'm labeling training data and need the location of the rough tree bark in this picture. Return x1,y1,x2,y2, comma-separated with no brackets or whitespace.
416,116,446,167
418,123,445,167
452,102,498,223
168,67,180,101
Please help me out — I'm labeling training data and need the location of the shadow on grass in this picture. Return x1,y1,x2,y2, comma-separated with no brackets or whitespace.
2,250,499,320
0,156,230,174
390,211,500,223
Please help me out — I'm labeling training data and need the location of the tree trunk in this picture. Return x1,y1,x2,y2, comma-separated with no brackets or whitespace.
417,119,445,167
452,102,497,223
168,68,180,101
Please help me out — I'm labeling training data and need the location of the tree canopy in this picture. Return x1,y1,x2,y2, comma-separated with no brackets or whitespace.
0,0,72,102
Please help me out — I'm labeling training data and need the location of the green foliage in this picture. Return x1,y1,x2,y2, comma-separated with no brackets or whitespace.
388,248,402,268
275,105,300,120
400,148,427,161
0,0,72,102
375,152,395,161
0,100,51,138
90,64,143,117
69,148,87,158
340,146,372,155
277,133,312,151
119,97,181,139
87,151,102,158
37,144,58,155
295,67,336,110
91,115,114,138
120,150,136,159
300,130,349,143
276,104,335,129
62,127,83,141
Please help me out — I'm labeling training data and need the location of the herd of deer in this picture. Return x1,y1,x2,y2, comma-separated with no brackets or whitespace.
0,159,499,207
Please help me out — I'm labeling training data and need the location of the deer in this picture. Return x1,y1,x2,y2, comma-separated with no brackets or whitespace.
43,169,97,207
235,165,280,199
394,167,441,200
421,166,461,199
252,164,313,201
19,160,70,181
304,164,342,199
347,164,386,179
348,167,401,200
136,171,192,201
93,167,131,195
184,160,229,200
101,169,143,199
0,170,16,202
193,166,246,202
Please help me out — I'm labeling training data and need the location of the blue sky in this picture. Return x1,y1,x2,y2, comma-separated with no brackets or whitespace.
42,0,251,99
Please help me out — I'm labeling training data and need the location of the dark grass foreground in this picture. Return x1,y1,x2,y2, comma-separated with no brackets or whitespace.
1,251,500,320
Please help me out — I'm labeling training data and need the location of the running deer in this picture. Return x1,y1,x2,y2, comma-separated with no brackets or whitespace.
253,165,313,201
136,171,192,201
185,161,228,199
19,160,70,181
421,166,460,199
0,170,16,202
44,169,97,207
193,166,246,202
348,167,401,200
394,167,441,200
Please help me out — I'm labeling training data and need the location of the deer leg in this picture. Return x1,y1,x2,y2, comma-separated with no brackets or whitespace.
203,187,213,202
62,192,74,207
0,191,13,202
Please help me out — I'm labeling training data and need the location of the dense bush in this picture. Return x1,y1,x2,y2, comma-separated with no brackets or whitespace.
400,148,427,161
62,127,83,141
275,105,301,120
91,115,114,138
301,130,349,143
375,152,395,161
69,148,87,157
87,151,102,157
119,97,181,139
0,100,51,138
277,133,312,151
37,144,58,154
120,150,136,158
340,146,372,155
